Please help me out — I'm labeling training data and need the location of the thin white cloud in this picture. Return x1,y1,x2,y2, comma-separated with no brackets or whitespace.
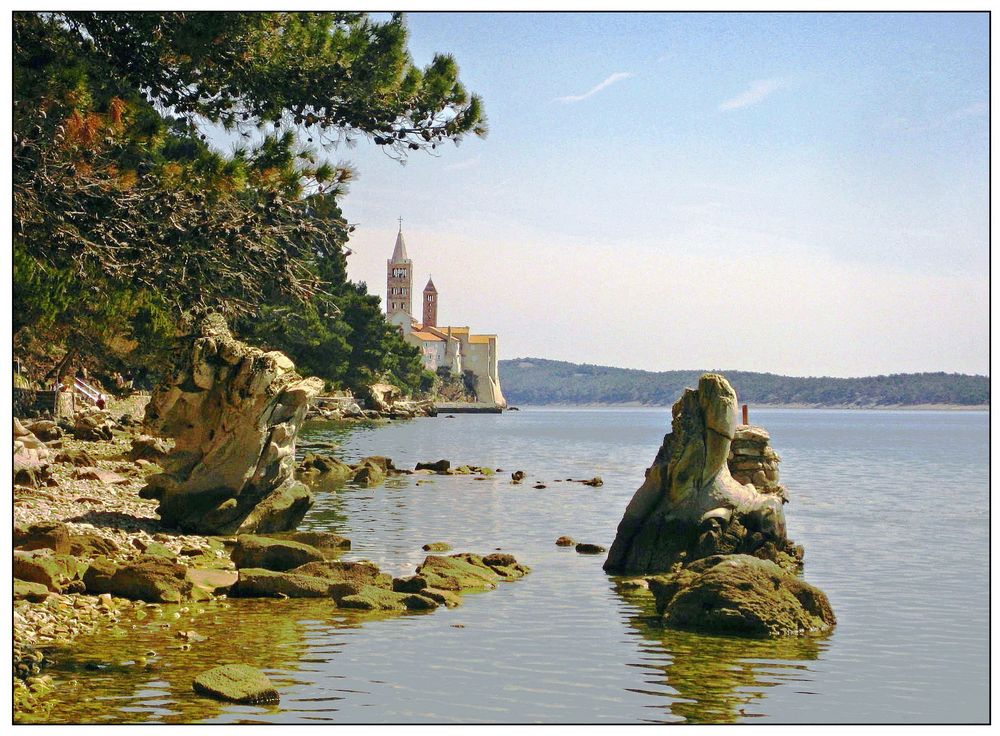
445,156,481,172
719,78,785,112
556,72,633,103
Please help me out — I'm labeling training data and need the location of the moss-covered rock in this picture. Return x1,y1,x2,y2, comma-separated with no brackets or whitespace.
297,453,353,485
192,664,279,704
351,460,385,487
13,550,86,592
422,542,451,552
230,568,338,598
647,554,836,638
230,534,326,571
14,579,51,602
337,585,438,612
415,553,501,592
264,530,351,553
83,555,193,603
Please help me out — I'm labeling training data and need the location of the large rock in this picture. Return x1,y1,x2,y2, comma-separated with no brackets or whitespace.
83,554,193,602
193,664,279,704
14,419,51,487
646,554,836,638
296,454,353,486
128,435,171,463
605,374,797,574
14,521,71,555
230,535,326,571
231,559,390,599
13,550,86,593
139,313,323,534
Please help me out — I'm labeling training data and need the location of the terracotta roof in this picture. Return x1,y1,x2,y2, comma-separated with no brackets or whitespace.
411,330,443,341
468,334,495,344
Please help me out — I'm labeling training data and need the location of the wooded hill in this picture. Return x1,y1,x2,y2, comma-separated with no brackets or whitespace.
500,358,989,407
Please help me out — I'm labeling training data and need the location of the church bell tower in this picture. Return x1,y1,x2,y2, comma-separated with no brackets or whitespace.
386,219,412,319
423,276,438,327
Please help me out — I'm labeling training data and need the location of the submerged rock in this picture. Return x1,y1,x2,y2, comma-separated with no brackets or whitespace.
296,454,353,486
605,374,797,575
647,554,836,638
192,664,279,704
575,543,606,555
140,313,323,535
422,542,451,552
416,459,450,473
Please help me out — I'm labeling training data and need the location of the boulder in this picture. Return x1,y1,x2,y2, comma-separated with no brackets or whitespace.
481,553,531,579
263,531,351,553
13,550,86,592
14,579,51,602
555,536,575,547
128,435,170,463
351,460,385,487
84,555,193,602
296,453,353,485
646,554,836,638
575,543,606,555
14,521,70,554
230,535,326,571
605,374,797,575
414,553,501,592
67,532,120,558
72,411,115,441
53,449,98,467
193,664,279,704
337,586,437,612
26,420,62,442
364,383,399,413
139,313,323,534
231,559,390,599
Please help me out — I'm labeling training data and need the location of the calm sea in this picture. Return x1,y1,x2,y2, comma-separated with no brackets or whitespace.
37,408,989,724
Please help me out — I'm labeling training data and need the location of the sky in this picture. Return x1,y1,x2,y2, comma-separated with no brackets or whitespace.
325,12,988,378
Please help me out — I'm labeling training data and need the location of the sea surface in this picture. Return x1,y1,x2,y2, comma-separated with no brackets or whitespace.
36,408,989,724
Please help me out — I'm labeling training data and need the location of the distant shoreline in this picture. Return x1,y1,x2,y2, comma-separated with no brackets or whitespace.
513,402,988,412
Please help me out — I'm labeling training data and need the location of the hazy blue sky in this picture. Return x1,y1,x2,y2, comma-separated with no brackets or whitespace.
331,12,988,377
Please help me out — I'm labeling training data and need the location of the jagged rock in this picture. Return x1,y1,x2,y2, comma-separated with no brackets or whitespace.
605,374,796,575
511,470,525,483
364,383,399,413
416,459,450,473
14,521,70,554
128,435,170,463
646,554,836,638
230,535,326,571
193,664,279,704
139,313,323,534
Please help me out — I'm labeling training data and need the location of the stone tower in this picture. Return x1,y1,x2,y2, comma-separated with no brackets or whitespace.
422,276,438,327
386,224,412,318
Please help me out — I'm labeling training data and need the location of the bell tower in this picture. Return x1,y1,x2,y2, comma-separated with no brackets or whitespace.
423,275,438,327
386,218,412,319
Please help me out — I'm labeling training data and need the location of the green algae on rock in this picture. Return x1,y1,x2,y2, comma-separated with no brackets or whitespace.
192,664,279,704
230,535,326,571
647,554,836,638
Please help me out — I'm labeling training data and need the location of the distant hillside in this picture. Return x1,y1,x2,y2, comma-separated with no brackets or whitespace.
499,358,989,408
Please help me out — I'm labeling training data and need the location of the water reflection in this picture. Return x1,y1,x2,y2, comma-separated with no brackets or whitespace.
615,586,829,723
31,599,417,724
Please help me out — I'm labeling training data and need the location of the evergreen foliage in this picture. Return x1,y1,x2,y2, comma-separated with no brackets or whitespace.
14,11,485,391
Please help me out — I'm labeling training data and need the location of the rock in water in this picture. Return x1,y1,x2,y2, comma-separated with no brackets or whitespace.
647,554,836,638
605,374,797,574
140,313,323,534
192,664,279,704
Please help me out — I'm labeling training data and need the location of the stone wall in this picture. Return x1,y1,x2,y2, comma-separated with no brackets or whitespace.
727,425,785,499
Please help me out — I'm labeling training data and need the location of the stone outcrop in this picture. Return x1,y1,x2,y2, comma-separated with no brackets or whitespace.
605,374,799,575
140,313,323,534
647,554,836,638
